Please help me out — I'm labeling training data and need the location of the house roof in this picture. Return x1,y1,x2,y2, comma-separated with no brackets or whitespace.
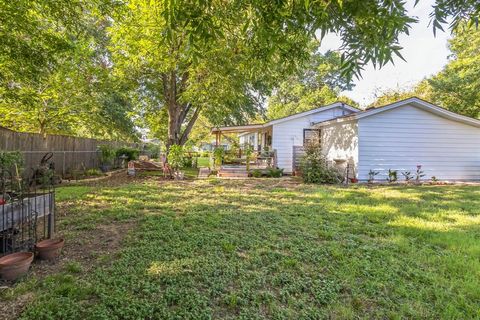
211,124,264,134
212,102,360,133
313,97,480,128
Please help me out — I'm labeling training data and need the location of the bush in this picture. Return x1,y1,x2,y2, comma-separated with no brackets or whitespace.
144,144,161,159
0,151,24,171
115,147,140,161
251,169,262,178
182,155,193,168
387,169,398,183
300,141,342,184
213,148,224,169
267,167,283,178
168,145,184,171
98,145,116,165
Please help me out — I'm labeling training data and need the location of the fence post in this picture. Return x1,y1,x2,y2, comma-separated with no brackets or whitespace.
62,151,66,177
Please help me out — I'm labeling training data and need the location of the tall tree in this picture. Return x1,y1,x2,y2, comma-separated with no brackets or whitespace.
369,80,434,107
111,0,479,151
428,24,480,118
0,1,138,140
267,48,357,120
370,23,480,119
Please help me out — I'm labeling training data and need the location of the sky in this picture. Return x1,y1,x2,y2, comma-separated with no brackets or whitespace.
319,0,452,106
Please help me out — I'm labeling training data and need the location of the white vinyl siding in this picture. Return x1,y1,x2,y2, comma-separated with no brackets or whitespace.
358,104,480,181
321,121,359,175
272,107,353,173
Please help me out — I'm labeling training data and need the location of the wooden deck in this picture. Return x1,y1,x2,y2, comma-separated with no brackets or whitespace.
218,164,268,178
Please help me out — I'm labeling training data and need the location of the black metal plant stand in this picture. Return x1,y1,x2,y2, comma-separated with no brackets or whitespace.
0,163,56,256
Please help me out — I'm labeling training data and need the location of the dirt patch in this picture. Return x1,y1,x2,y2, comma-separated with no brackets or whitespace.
0,220,135,320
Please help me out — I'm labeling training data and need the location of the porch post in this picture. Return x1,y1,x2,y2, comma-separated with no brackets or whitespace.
215,131,220,147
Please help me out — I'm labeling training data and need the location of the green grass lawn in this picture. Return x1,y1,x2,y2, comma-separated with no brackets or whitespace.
3,178,480,319
197,156,210,168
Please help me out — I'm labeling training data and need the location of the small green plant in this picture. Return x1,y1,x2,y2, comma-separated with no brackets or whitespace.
431,176,438,182
213,147,224,169
368,169,379,183
85,168,103,177
415,165,425,182
267,167,283,178
402,171,414,182
168,144,184,172
387,169,398,183
251,169,262,178
64,261,83,274
244,144,253,171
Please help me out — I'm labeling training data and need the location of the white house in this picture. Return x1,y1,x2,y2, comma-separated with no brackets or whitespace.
213,97,480,181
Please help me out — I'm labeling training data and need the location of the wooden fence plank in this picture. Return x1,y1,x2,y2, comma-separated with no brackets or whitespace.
0,126,139,176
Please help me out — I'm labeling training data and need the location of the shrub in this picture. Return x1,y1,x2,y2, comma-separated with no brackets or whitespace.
168,145,184,171
115,147,140,161
145,144,161,159
0,151,23,171
213,148,224,169
267,167,283,178
387,169,398,183
251,169,262,178
300,141,342,184
98,145,116,165
182,155,193,168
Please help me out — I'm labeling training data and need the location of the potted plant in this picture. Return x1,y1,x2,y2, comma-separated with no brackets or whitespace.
98,145,115,172
0,252,34,281
35,238,65,260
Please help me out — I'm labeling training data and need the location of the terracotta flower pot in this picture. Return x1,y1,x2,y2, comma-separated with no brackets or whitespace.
0,252,34,281
35,238,65,260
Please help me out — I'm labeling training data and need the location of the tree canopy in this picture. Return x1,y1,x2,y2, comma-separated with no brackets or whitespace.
0,1,138,140
266,47,358,120
1,0,479,144
110,0,480,148
371,23,480,119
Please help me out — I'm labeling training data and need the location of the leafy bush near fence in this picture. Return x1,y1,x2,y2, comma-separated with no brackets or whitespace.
98,145,116,165
115,147,140,161
0,151,24,170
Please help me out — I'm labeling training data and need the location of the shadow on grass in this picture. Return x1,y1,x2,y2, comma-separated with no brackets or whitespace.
18,179,480,319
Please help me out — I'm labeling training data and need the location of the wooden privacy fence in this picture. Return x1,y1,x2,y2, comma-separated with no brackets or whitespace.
0,126,139,177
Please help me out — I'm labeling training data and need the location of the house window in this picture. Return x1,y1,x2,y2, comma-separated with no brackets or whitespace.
303,129,321,145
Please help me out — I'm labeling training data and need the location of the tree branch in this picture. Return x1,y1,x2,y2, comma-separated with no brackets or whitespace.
178,102,192,125
179,106,202,145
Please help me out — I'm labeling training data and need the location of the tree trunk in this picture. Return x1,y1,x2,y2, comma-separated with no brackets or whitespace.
163,71,200,152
